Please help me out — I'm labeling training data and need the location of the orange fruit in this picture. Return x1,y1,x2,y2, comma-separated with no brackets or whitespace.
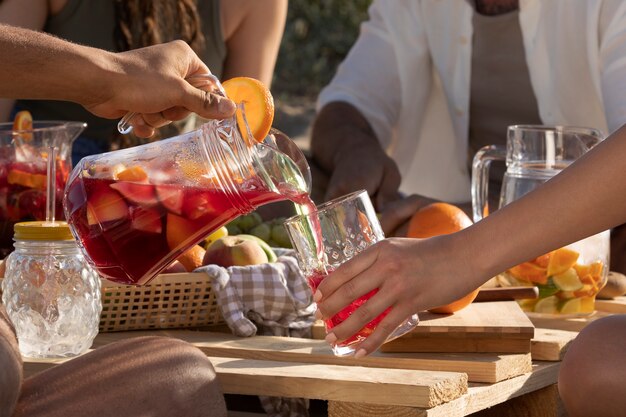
428,290,481,314
176,244,206,272
406,203,478,314
114,165,148,182
222,77,274,143
13,110,33,141
13,110,33,132
546,247,579,277
508,262,548,285
406,202,473,239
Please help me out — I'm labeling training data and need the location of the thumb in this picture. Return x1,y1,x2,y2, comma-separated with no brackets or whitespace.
181,84,236,119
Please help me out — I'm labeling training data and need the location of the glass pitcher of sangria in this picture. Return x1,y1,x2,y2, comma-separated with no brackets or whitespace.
64,105,311,285
472,125,609,316
0,120,85,257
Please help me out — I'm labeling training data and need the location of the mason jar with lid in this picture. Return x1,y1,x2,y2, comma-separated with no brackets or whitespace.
1,221,101,358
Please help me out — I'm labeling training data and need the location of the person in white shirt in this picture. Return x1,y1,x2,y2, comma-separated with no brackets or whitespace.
311,0,626,273
315,120,626,417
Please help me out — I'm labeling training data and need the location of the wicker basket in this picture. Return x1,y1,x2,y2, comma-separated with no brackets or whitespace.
100,272,224,332
0,273,224,332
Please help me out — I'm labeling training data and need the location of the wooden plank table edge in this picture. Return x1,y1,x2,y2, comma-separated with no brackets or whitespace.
23,354,468,409
327,361,561,417
89,329,532,384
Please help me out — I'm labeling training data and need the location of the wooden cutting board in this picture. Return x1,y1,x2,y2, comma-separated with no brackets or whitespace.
361,301,535,354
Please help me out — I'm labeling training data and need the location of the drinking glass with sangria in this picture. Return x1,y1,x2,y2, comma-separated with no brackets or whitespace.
284,190,418,356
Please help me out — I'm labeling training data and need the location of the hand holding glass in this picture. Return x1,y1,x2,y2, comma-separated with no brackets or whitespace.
285,190,418,356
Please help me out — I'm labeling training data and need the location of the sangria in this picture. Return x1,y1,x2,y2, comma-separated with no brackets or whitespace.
285,190,418,356
65,113,311,285
0,120,84,256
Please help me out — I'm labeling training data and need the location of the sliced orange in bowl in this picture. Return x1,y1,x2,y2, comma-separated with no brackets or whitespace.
222,77,274,144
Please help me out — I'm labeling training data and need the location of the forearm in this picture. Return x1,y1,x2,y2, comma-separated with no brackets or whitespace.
465,125,626,280
311,101,383,172
0,24,114,106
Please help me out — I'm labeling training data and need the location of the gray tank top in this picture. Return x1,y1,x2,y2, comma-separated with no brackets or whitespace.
16,0,226,150
468,10,542,188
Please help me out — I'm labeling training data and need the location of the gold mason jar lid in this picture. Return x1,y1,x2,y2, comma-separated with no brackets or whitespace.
13,221,74,241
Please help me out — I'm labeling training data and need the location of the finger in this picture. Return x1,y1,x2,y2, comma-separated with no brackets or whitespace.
314,240,378,304
161,106,192,122
323,268,407,346
128,115,155,138
181,84,235,119
353,306,418,357
141,112,174,129
374,161,402,209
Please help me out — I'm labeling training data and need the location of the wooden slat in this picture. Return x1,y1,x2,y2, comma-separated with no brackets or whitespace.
327,361,560,417
594,296,626,314
529,311,611,332
530,328,578,361
91,330,532,383
407,302,535,337
22,354,468,409
381,302,534,354
379,335,530,354
211,356,467,408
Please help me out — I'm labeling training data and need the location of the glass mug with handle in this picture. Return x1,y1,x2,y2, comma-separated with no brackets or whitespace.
285,190,418,356
472,125,610,316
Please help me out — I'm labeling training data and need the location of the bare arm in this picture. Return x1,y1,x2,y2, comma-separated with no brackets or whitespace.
220,0,287,87
311,101,402,209
0,0,49,121
316,124,626,356
0,24,235,136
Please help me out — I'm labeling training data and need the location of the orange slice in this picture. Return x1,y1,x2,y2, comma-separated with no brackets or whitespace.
13,110,33,141
222,77,274,143
114,166,148,182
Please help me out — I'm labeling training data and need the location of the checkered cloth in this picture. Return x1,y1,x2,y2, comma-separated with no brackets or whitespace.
196,248,316,417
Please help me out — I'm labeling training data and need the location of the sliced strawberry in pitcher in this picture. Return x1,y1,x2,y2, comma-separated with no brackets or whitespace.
87,188,129,225
110,182,158,207
130,207,162,233
156,185,183,215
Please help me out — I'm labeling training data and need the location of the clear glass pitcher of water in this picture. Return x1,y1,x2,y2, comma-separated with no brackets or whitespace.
64,106,311,286
0,121,85,257
472,125,610,316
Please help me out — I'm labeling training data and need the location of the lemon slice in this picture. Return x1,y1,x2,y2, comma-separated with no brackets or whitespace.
534,296,559,314
560,298,582,315
552,268,584,291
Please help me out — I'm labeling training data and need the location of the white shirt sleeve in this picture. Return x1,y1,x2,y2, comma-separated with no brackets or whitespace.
598,0,626,133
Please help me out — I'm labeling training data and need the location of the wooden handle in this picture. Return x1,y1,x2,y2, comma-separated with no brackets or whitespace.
475,286,539,303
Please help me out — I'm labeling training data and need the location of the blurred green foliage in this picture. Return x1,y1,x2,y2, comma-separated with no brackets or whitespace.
273,0,372,99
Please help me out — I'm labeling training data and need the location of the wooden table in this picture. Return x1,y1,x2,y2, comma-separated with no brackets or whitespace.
22,300,578,417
